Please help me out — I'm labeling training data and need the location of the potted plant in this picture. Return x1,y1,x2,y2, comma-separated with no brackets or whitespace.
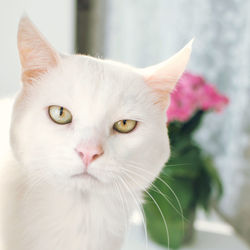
143,72,229,249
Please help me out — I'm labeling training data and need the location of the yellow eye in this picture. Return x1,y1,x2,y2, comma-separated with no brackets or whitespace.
113,120,137,133
48,105,72,125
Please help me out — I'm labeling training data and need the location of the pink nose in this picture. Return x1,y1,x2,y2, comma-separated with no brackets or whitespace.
75,143,104,167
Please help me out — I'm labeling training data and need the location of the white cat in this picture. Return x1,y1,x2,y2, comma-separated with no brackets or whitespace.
0,16,192,250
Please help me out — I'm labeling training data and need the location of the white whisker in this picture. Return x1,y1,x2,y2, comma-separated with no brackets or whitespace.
120,166,187,229
112,176,129,232
117,176,149,250
125,161,186,226
121,170,170,250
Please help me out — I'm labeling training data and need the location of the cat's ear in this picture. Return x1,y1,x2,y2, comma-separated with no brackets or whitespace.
141,39,193,109
17,16,60,84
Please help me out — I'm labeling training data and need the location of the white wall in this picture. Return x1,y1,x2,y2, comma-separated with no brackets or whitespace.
0,0,76,97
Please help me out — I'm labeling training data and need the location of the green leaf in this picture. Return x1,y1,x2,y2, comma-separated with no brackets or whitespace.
164,143,202,179
180,110,204,135
202,156,223,200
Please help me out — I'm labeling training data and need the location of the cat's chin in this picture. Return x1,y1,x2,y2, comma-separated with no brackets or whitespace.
66,171,112,193
71,172,99,182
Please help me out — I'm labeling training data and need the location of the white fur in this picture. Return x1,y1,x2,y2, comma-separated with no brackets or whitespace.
0,55,170,250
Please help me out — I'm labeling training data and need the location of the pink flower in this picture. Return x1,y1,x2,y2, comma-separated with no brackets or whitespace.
167,72,229,123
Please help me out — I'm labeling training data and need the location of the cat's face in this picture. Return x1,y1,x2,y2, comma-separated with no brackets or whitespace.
10,17,192,193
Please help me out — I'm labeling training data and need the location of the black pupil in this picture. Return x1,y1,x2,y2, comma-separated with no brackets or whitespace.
59,107,64,116
123,120,127,125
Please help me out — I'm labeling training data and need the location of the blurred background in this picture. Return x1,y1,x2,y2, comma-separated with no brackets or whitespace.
0,0,250,249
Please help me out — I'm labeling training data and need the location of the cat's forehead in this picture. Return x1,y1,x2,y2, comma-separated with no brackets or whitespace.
60,55,146,105
65,55,142,87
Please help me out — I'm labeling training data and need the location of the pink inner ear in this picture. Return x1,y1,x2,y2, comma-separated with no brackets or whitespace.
21,68,51,84
20,45,58,84
18,16,60,84
144,75,174,109
142,39,193,109
145,73,179,93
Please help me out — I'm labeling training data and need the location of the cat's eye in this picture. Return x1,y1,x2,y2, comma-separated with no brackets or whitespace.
48,105,72,125
113,120,137,133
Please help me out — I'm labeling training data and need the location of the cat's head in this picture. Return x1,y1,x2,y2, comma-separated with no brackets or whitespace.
10,16,192,193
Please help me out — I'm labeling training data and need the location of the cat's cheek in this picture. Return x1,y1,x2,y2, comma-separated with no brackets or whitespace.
108,121,169,191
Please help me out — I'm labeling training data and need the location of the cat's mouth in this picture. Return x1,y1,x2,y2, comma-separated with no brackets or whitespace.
71,172,99,182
